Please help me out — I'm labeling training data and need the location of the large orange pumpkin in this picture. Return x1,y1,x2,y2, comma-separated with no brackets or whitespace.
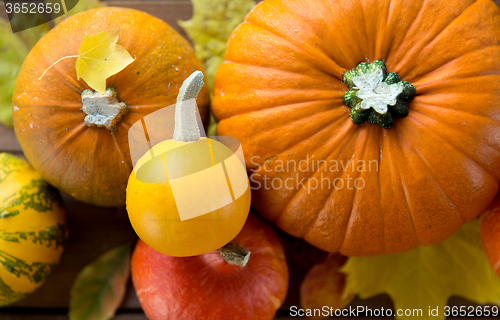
212,0,500,256
12,7,210,207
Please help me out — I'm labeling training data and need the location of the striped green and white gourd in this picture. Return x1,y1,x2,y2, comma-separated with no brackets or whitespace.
0,153,67,306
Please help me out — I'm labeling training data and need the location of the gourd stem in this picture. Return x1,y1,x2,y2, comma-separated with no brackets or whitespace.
219,241,251,267
173,71,204,142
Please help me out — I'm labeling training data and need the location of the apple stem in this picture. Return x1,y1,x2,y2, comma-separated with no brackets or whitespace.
173,71,204,142
219,242,251,267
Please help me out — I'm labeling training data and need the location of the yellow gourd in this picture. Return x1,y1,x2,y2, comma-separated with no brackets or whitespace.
126,72,251,257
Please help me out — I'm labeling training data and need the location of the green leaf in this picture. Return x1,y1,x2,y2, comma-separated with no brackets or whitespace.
0,18,33,128
69,243,131,320
0,17,48,128
342,220,500,319
178,0,255,91
9,14,49,49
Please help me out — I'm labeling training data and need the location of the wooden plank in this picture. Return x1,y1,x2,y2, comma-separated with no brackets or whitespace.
0,1,194,40
0,124,22,152
105,1,193,39
0,313,148,320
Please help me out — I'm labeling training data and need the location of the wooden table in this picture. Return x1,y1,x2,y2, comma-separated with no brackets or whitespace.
2,1,500,319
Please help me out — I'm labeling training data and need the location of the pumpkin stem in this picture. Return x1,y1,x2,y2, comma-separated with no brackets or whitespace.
342,60,416,129
173,71,204,142
81,88,129,131
219,241,250,267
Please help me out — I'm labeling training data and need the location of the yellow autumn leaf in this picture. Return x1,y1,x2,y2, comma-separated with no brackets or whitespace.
178,0,255,91
179,0,255,137
342,220,500,320
76,30,134,94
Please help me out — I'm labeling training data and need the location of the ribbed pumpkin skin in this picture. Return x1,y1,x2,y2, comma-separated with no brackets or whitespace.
212,0,500,256
0,153,67,306
13,7,210,207
131,213,289,320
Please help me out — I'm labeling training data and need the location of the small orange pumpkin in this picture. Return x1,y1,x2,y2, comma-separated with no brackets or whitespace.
13,7,210,207
213,0,500,256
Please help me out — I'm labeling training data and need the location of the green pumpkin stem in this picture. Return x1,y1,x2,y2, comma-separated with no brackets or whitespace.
350,103,370,125
356,62,370,74
384,72,400,85
342,60,416,129
342,70,359,88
